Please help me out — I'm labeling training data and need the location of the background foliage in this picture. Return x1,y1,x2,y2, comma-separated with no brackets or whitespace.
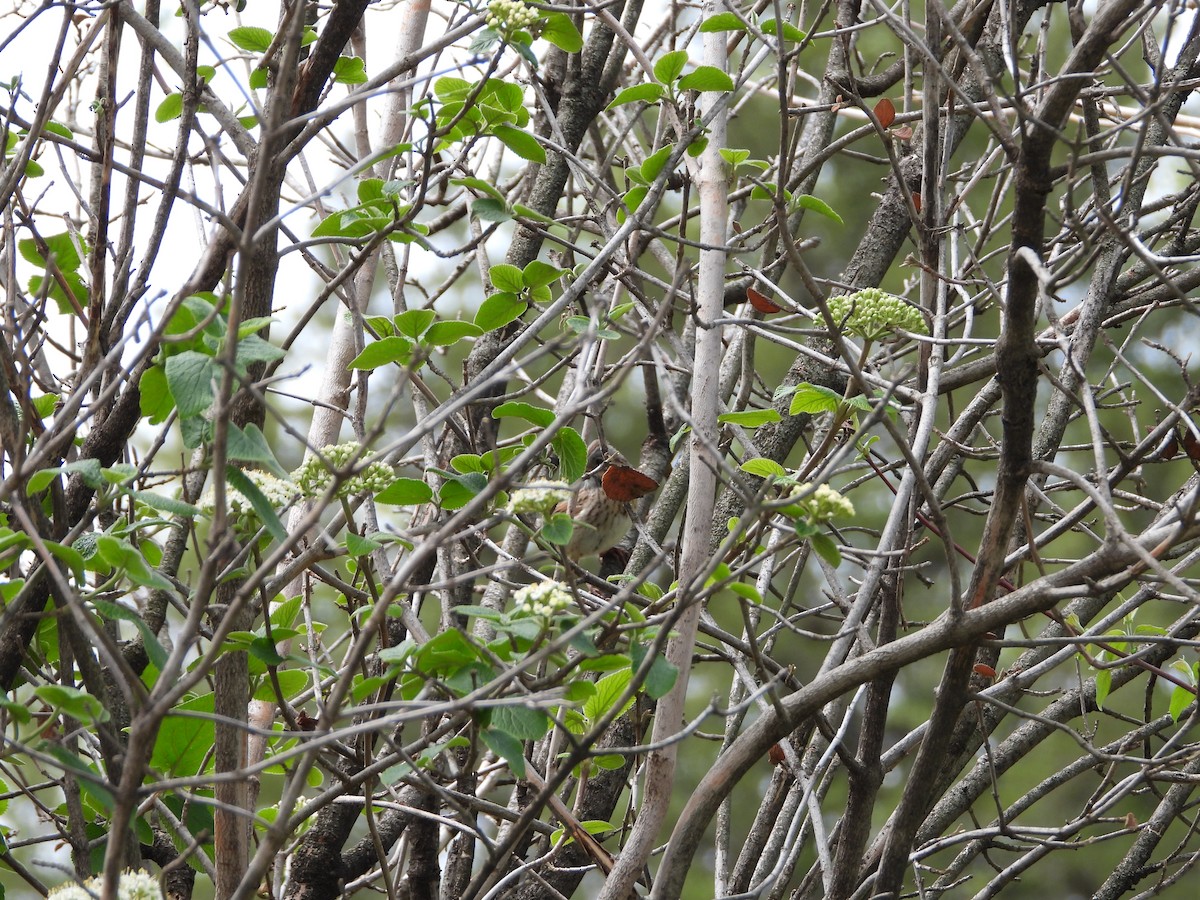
2,0,1200,898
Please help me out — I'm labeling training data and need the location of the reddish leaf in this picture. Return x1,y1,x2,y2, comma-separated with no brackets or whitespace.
602,464,658,502
912,193,922,213
893,125,914,141
747,286,782,314
973,663,997,679
768,743,786,766
874,97,896,128
1182,426,1200,462
1155,431,1179,461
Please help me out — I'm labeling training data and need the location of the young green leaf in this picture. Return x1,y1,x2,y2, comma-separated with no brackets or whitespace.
796,194,844,224
677,67,734,92
475,293,527,332
654,50,689,84
607,83,666,109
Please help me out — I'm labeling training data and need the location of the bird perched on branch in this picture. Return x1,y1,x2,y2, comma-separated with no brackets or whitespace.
557,440,657,562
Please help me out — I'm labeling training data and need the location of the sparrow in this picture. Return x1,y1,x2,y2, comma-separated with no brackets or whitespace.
556,441,634,562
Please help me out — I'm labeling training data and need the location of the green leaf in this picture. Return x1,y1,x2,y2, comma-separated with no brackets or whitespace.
607,83,665,109
551,819,616,845
43,540,86,582
376,477,434,505
553,427,588,483
155,93,183,123
472,198,512,222
25,467,60,495
565,316,620,339
522,260,565,289
788,382,843,416
232,334,285,370
224,424,288,478
1094,668,1111,709
31,393,59,419
540,12,583,51
632,643,678,699
93,598,170,670
483,78,525,113
617,186,648,224
490,704,551,740
641,145,674,182
677,66,734,92
728,582,763,604
719,148,750,168
19,231,82,271
740,458,787,479
68,459,103,488
34,685,110,726
760,19,807,42
164,351,217,418
541,512,574,546
475,293,527,332
345,532,382,556
453,176,506,201
349,336,414,370
394,309,436,339
253,670,307,701
699,12,746,32
415,628,480,672
1170,683,1193,722
492,125,545,163
237,316,275,339
795,193,844,224
584,669,635,725
481,727,526,777
511,204,557,225
435,76,472,101
47,748,115,820
226,467,288,543
228,26,273,52
151,693,215,776
249,636,285,666
332,55,368,85
490,264,526,293
719,409,781,428
131,491,200,518
451,454,483,474
365,315,394,338
493,401,555,428
95,535,175,592
808,532,841,567
654,50,689,84
440,473,489,510
0,692,31,724
357,178,385,202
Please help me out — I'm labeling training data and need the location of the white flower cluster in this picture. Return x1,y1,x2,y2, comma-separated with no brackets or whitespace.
487,0,538,31
200,470,297,533
826,288,928,341
508,482,570,515
791,483,855,523
292,443,394,500
514,579,572,618
49,871,162,900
